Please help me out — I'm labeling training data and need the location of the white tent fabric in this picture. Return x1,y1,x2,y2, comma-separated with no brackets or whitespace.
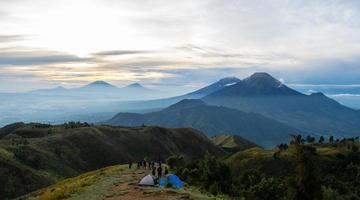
138,174,156,186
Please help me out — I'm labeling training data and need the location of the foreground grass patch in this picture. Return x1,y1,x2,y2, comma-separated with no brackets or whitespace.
24,165,126,200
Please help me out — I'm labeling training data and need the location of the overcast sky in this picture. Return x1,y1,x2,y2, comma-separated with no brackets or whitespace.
1,0,360,94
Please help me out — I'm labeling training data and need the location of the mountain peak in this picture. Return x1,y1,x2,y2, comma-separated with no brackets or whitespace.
204,72,302,97
54,86,66,90
83,80,116,89
89,80,112,86
244,72,281,87
250,72,274,78
126,83,144,88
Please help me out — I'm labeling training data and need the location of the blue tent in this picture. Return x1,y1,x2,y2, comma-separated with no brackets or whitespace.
159,174,184,189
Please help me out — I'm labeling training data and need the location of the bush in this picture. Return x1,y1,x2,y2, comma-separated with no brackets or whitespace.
209,182,219,195
247,177,286,200
166,155,185,169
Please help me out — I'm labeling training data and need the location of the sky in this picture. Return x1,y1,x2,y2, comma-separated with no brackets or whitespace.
1,0,360,95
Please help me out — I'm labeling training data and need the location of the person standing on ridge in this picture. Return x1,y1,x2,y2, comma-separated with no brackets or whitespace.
157,166,162,178
152,167,156,176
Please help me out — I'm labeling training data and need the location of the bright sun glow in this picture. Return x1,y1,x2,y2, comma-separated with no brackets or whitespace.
16,1,161,57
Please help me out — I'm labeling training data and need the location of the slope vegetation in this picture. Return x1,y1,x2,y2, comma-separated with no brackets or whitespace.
212,135,260,152
0,123,223,199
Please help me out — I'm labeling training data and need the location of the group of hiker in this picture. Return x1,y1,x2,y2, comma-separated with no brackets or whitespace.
129,160,168,179
136,160,156,169
134,159,184,189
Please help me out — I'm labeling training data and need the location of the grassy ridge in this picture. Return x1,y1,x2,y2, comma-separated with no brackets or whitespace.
23,165,127,200
0,123,224,199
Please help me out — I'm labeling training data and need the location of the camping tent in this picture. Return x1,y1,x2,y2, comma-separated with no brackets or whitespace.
159,174,184,189
138,174,157,186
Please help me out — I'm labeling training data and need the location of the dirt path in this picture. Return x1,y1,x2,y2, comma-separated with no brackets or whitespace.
104,169,192,200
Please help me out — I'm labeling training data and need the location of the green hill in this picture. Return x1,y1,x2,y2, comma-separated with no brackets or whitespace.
211,135,260,152
0,122,224,199
223,140,360,199
106,99,299,148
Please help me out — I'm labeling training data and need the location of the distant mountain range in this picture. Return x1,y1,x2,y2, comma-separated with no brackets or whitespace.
30,81,157,99
2,72,360,147
111,76,243,111
106,72,360,147
204,72,360,137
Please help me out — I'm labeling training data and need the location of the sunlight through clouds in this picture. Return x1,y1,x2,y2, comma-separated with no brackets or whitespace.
1,0,360,92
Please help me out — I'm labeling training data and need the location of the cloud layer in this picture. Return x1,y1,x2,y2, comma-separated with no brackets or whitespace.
0,0,360,93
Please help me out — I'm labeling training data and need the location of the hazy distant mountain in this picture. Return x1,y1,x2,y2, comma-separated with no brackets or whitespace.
105,99,298,147
122,83,154,94
124,83,145,89
111,77,243,111
29,80,163,100
30,86,67,95
80,80,117,90
203,72,360,137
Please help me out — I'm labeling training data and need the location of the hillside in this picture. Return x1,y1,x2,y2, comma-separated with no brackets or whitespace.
212,135,260,152
106,99,298,148
203,72,360,137
21,165,218,200
0,123,224,199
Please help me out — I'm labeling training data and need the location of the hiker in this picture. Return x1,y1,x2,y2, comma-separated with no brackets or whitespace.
164,167,168,175
152,167,156,176
143,160,147,169
148,161,151,169
129,162,132,169
151,161,155,169
157,166,163,178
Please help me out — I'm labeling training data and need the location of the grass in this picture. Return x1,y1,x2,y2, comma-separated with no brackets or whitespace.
21,164,228,200
24,165,127,200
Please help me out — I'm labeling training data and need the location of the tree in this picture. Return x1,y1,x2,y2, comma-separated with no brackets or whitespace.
329,136,334,143
199,154,232,195
166,155,185,169
306,136,316,143
318,136,325,144
291,135,323,200
352,145,359,153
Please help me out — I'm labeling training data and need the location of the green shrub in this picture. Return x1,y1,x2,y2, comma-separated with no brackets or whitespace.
247,177,286,200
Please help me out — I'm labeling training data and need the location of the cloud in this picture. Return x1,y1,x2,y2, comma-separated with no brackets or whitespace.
288,84,360,89
1,0,360,93
0,35,28,43
330,94,360,97
92,50,149,56
0,49,90,66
